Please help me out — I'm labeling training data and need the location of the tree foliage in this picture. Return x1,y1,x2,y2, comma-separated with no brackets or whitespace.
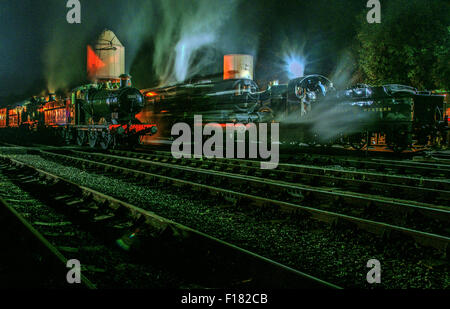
356,0,450,90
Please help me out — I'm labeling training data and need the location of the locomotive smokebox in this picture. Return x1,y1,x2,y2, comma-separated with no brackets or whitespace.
87,29,125,81
223,54,254,80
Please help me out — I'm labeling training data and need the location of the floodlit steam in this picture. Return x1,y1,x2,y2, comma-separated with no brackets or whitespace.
278,97,373,143
43,26,88,93
329,50,358,89
42,0,158,93
174,33,215,82
152,0,238,86
40,0,252,93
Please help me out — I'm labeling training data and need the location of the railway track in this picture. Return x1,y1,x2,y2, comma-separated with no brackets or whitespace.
0,156,336,289
41,149,450,247
288,153,450,179
2,149,449,287
129,149,450,193
110,149,450,200
138,145,450,178
0,197,95,288
413,156,450,165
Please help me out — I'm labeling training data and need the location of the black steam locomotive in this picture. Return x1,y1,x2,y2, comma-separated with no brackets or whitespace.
141,78,260,136
141,74,447,152
0,74,157,149
329,84,446,151
259,76,447,151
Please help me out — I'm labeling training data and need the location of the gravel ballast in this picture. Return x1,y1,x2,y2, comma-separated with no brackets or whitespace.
5,154,449,289
0,167,193,288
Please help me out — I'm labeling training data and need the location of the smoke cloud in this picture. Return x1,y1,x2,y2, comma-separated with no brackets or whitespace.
1,0,371,98
151,0,239,85
41,0,246,92
329,50,359,90
277,98,373,143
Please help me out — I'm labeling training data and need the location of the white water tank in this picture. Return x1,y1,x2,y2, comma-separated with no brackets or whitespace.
87,29,125,81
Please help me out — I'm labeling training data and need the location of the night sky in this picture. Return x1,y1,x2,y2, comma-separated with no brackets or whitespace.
0,0,446,99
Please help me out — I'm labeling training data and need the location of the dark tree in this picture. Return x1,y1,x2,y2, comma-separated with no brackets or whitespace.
356,0,450,90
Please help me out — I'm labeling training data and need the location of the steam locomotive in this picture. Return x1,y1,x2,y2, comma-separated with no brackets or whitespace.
259,76,447,151
140,77,260,136
141,74,447,152
0,74,157,149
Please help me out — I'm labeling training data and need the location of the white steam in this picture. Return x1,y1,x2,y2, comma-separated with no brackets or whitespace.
41,0,252,92
329,50,358,89
277,99,373,143
152,0,239,85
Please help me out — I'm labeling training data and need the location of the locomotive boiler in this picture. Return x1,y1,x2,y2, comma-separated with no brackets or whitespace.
81,76,144,123
258,75,337,145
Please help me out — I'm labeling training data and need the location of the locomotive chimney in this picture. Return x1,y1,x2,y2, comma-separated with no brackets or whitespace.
120,74,132,88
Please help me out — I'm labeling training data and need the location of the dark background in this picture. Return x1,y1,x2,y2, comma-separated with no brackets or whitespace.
0,0,448,102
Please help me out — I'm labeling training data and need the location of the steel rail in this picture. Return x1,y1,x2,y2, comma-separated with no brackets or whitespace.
0,155,339,289
33,151,450,253
0,197,96,289
106,149,450,204
118,149,450,192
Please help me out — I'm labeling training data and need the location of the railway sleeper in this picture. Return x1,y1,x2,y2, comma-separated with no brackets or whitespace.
14,154,450,226
79,155,444,225
20,154,448,253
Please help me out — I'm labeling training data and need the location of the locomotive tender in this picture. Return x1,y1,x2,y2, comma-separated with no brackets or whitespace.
0,74,157,149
